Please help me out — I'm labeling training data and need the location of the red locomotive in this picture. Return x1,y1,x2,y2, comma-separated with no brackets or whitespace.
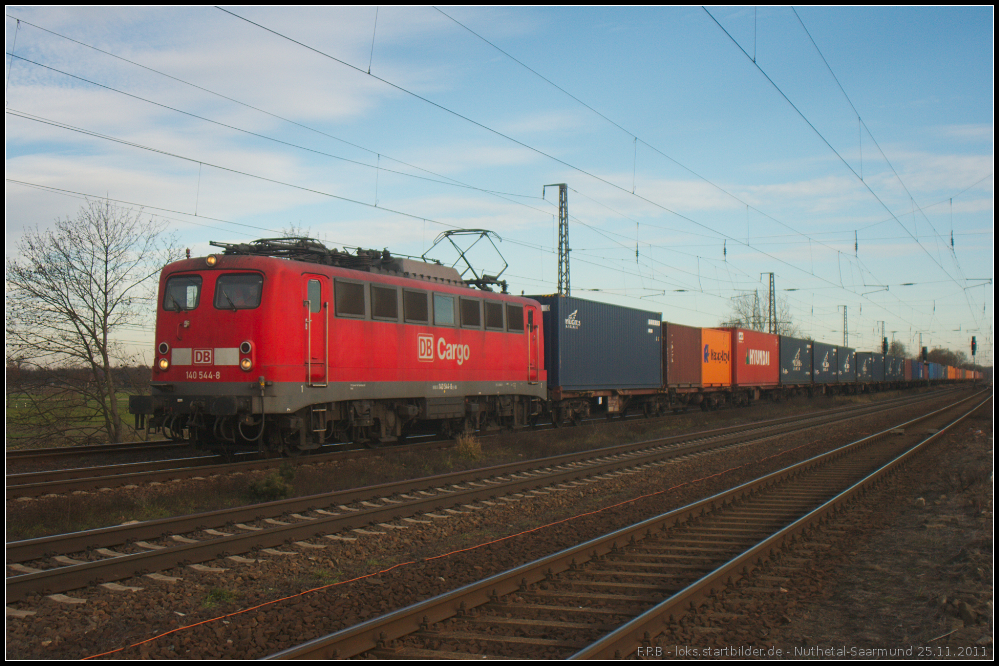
130,238,546,454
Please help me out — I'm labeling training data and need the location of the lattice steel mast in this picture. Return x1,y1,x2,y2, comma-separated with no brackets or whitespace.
545,183,569,297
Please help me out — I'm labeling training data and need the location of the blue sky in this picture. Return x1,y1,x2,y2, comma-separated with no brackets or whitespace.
5,6,993,365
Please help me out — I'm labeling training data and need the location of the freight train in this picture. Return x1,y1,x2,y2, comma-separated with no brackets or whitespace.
129,238,982,454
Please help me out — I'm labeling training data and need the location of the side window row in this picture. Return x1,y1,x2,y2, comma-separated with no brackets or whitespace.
333,278,523,333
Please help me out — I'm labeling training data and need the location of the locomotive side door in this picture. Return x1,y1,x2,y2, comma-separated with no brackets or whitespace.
528,308,539,384
303,275,328,386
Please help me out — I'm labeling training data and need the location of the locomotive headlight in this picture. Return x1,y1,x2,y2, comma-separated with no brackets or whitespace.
157,357,170,372
240,357,253,372
206,255,218,267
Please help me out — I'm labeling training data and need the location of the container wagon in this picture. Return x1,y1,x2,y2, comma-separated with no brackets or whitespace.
532,295,662,424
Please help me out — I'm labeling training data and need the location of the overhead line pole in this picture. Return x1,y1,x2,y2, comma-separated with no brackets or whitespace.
545,184,569,297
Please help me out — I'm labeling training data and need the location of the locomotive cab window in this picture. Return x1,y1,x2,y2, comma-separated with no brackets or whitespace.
335,279,366,318
214,274,262,310
506,304,524,333
434,294,455,327
163,275,202,311
484,300,504,331
460,298,481,329
403,289,429,324
371,284,399,321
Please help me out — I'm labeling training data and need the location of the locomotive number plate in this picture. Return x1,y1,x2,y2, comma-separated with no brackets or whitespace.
185,370,222,380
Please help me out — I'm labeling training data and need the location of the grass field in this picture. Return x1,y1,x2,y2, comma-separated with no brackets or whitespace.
6,391,139,449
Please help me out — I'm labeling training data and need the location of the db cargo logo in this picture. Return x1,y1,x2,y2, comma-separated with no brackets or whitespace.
194,349,213,365
565,310,581,329
703,345,729,363
745,349,770,366
418,335,435,361
418,335,471,365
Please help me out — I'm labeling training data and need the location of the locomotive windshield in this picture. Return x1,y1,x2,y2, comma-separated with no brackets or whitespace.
214,273,263,310
163,275,202,311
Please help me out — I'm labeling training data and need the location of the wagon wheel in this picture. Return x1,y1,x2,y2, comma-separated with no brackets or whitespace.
280,443,302,458
217,440,238,463
552,403,569,429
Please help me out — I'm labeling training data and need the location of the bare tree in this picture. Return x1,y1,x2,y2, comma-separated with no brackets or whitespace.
721,291,801,338
887,340,907,358
927,347,969,368
6,199,177,445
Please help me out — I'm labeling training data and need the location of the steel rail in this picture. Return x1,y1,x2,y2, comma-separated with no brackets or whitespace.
6,439,184,460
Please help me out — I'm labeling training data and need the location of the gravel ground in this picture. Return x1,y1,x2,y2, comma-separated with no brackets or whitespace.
4,389,981,659
650,400,993,660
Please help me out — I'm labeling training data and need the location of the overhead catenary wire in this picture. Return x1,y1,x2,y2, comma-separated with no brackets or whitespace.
430,4,957,319
5,9,988,359
701,6,983,331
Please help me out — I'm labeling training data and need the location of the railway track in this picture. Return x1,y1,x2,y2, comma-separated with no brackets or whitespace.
6,439,181,462
4,388,965,603
4,388,960,499
267,390,990,659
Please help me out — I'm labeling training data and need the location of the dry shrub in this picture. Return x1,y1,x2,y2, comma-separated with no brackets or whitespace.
455,432,483,460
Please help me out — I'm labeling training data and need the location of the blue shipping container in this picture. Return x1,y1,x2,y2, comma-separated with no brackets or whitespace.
779,335,813,385
813,341,838,384
856,352,885,382
838,348,856,383
531,295,662,391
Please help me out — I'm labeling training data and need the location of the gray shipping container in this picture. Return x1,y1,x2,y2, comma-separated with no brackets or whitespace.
838,347,857,383
664,322,702,386
813,341,838,384
779,335,813,385
531,295,662,391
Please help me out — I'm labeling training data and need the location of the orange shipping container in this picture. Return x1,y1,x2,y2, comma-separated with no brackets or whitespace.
701,328,732,386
